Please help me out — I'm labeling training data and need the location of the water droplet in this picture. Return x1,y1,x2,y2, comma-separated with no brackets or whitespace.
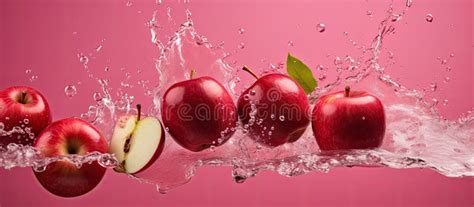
104,66,110,72
391,14,401,22
93,92,103,101
279,115,285,121
366,10,373,17
238,28,245,34
243,94,250,100
426,14,434,22
362,116,366,120
238,42,245,49
406,0,413,7
23,119,29,125
318,74,327,81
316,23,326,32
249,90,256,96
446,66,452,72
287,40,294,46
443,99,449,106
126,1,133,7
270,114,276,120
441,59,447,65
268,131,272,136
444,77,450,83
429,82,437,91
64,85,77,98
33,165,47,172
29,75,38,82
25,69,31,74
449,53,455,58
0,123,4,130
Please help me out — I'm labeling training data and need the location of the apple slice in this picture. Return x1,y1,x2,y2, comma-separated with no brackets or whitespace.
110,105,165,174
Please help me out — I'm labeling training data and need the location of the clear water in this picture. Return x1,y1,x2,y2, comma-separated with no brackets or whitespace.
0,0,473,194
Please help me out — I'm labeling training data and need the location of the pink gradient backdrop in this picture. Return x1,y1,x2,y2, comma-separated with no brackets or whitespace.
1,0,473,206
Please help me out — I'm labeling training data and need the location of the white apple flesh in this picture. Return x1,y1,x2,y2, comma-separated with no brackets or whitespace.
110,106,165,174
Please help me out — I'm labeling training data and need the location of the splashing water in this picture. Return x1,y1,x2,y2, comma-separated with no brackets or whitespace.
1,0,473,194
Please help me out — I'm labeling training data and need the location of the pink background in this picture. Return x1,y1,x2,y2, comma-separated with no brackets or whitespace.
1,0,473,206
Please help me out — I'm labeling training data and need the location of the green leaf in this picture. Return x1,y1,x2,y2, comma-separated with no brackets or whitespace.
286,53,317,94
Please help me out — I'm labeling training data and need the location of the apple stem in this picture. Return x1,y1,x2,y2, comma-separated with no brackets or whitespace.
20,91,27,104
190,69,196,80
136,104,142,121
242,66,259,79
344,86,351,97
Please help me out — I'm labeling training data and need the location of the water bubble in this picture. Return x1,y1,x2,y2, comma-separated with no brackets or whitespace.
441,59,447,65
279,115,285,121
25,69,31,74
426,14,434,22
406,0,413,7
249,90,256,96
23,119,29,125
104,66,110,72
238,42,245,49
287,40,294,46
126,1,133,7
449,53,455,58
334,56,342,65
316,23,326,32
0,122,4,130
238,28,245,34
64,85,77,98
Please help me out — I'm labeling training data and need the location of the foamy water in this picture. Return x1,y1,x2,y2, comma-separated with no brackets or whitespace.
0,0,473,194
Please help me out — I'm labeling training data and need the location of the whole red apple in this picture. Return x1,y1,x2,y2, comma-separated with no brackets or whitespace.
0,86,52,146
162,70,237,152
312,86,385,150
33,118,108,197
237,67,310,147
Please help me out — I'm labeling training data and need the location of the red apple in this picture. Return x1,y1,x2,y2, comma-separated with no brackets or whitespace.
110,104,165,174
162,70,237,152
312,86,385,150
33,118,108,197
0,86,52,146
237,67,310,147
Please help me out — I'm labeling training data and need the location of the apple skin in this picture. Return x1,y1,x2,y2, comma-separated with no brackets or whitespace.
237,74,310,147
311,87,385,151
33,118,108,197
162,77,237,152
0,86,52,146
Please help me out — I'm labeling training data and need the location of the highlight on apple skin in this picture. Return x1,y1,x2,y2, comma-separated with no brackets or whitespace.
237,66,310,147
33,118,108,198
162,70,238,152
0,86,52,146
311,86,386,151
109,104,166,174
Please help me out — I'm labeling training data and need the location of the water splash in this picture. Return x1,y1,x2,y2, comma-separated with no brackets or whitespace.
0,0,473,195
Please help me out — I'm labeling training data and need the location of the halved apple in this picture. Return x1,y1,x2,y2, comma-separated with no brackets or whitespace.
110,106,165,174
